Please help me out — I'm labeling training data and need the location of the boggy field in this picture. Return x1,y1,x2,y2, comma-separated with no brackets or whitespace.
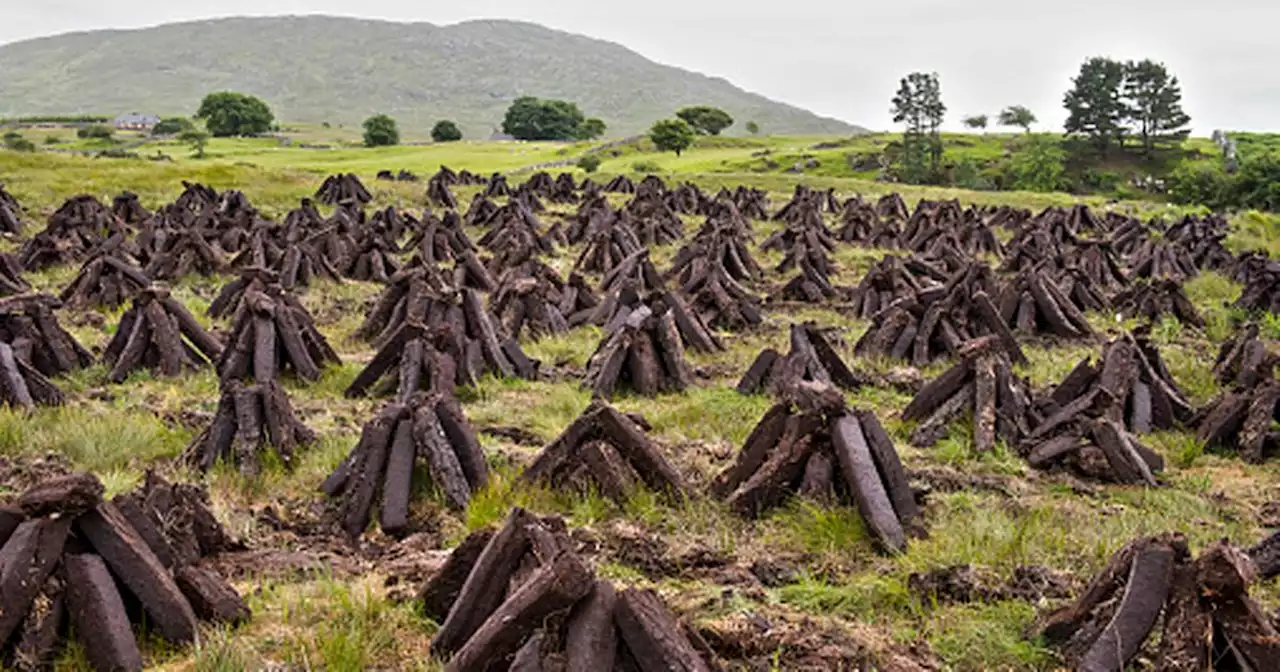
0,148,1277,672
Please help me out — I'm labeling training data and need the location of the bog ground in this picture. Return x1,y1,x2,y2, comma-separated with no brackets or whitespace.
0,136,1277,672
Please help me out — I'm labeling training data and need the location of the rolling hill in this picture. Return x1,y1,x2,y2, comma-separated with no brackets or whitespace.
0,16,861,138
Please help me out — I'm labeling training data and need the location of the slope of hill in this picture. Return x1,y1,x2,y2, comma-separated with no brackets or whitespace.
0,16,861,138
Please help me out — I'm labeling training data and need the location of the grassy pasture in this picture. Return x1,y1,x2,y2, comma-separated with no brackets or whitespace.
0,140,1278,670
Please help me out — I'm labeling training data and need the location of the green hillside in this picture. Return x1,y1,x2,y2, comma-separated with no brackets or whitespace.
0,16,862,139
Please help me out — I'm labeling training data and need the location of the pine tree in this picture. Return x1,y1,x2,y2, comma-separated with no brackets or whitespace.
1063,57,1129,154
1123,59,1191,156
892,72,945,183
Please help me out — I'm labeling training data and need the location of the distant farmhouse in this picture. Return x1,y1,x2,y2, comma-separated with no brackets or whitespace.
113,112,160,131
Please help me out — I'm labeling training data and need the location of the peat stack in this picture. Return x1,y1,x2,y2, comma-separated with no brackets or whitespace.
1166,213,1236,271
678,258,764,331
1124,239,1198,281
876,193,910,221
354,269,539,382
19,195,118,271
772,258,844,304
215,280,340,383
1194,377,1280,464
58,238,149,309
102,286,224,383
0,293,93,377
582,302,692,398
713,382,921,552
184,379,317,474
491,261,598,339
1113,279,1205,328
738,322,866,396
573,212,644,276
1062,240,1128,293
596,248,665,297
322,392,488,536
1040,331,1194,437
522,401,686,503
761,212,837,277
835,201,902,248
604,175,636,193
1036,534,1279,671
476,201,556,259
846,255,945,320
667,204,763,287
995,267,1097,340
407,211,475,265
484,173,511,198
111,191,150,225
422,509,719,671
0,183,23,234
143,226,229,281
0,253,31,298
623,189,685,245
901,339,1038,454
0,341,64,408
1233,256,1280,314
854,263,1028,366
1213,324,1277,389
0,473,249,671
343,233,402,283
315,173,372,206
584,285,724,354
463,193,498,227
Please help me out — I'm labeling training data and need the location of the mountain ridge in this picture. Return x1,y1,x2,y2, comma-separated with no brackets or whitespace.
0,15,861,138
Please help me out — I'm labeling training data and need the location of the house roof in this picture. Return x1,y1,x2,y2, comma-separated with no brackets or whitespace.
114,113,161,125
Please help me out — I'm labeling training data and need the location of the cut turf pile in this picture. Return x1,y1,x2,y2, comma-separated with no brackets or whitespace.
102,285,223,383
1112,279,1205,327
315,172,372,207
522,400,686,504
214,274,340,384
738,322,866,395
491,259,598,339
0,293,93,378
421,508,720,671
713,381,921,552
183,378,317,474
582,300,692,399
1036,533,1278,671
323,391,488,536
0,472,248,671
19,194,119,271
0,183,25,234
59,236,149,310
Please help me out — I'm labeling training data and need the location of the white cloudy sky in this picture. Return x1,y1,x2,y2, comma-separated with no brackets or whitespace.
3,1,1277,133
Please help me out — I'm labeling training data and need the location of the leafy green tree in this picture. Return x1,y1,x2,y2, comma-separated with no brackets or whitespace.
1064,58,1128,153
649,119,696,156
577,118,607,141
962,114,989,131
745,121,760,135
362,114,400,147
501,97,587,141
1228,154,1280,211
1009,135,1066,192
891,72,946,183
77,124,114,140
675,106,734,136
195,92,274,137
152,117,193,136
997,106,1037,133
1168,163,1232,210
178,128,210,158
1123,59,1191,156
431,120,463,143
577,155,602,173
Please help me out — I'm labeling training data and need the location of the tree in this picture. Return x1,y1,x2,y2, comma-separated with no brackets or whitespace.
152,117,193,136
675,106,735,136
1123,59,1191,156
1008,135,1066,193
578,118,607,141
362,114,400,147
195,92,274,137
77,124,114,140
997,106,1037,133
891,72,946,183
577,155,602,173
962,115,989,131
649,119,696,157
431,120,463,143
745,121,760,135
501,97,587,141
1063,58,1129,153
178,129,210,158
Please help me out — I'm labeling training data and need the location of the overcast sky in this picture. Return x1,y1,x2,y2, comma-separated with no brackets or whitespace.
3,1,1277,134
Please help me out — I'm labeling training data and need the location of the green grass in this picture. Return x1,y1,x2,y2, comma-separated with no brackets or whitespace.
0,138,1277,671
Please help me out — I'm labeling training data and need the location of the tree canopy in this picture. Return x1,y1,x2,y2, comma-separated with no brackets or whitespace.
502,97,590,141
649,119,696,156
676,106,734,136
1123,59,1191,155
891,72,945,183
195,92,274,137
1063,58,1129,153
578,117,607,141
152,117,194,136
962,114,988,130
431,120,463,143
745,121,760,135
362,114,400,147
997,106,1037,133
